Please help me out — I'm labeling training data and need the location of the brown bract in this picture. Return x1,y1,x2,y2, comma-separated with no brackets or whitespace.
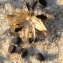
7,11,47,42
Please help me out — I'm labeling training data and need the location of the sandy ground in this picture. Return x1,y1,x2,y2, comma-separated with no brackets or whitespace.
0,0,63,63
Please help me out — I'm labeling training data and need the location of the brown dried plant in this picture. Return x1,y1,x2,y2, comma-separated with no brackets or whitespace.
7,1,47,42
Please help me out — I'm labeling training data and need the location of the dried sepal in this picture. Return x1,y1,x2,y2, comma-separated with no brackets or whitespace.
32,26,36,41
21,27,30,42
7,11,31,28
31,16,47,31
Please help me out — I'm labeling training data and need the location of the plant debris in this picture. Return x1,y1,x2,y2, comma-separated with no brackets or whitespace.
6,0,48,61
7,11,47,42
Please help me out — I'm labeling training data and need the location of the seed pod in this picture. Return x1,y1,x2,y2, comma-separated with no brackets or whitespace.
36,53,45,61
39,0,47,7
12,36,22,45
21,48,28,58
8,45,16,53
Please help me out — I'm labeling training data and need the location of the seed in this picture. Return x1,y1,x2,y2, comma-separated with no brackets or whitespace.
12,36,22,45
36,53,45,61
8,45,16,53
21,48,28,58
36,14,47,20
29,38,33,43
15,27,23,32
39,0,47,7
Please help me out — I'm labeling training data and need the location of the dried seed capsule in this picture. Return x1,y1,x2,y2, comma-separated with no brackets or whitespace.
21,48,28,58
36,53,45,61
29,38,33,43
36,14,47,20
39,0,47,7
8,45,16,53
12,36,22,45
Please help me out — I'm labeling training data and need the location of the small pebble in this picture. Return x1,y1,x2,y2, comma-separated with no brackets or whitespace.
21,48,28,58
12,36,22,45
8,45,16,53
36,53,45,61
